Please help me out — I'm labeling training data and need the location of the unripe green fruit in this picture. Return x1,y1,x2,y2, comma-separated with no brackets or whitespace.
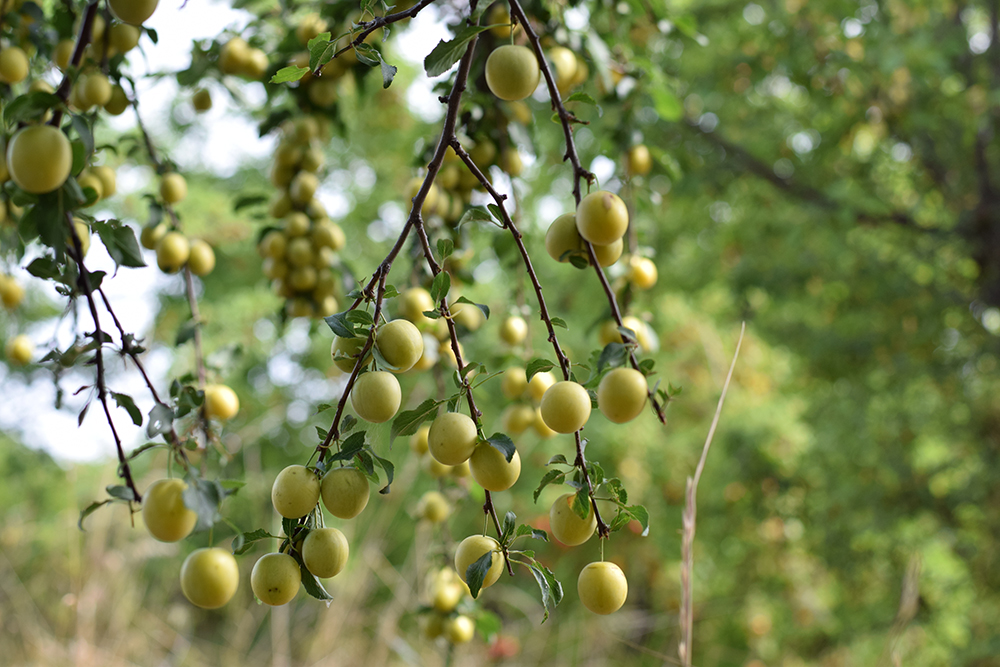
156,232,190,273
549,493,597,546
376,319,424,373
575,191,629,246
539,381,591,434
180,548,239,609
81,73,113,108
192,88,212,112
302,527,349,578
141,223,167,250
251,552,301,606
469,443,521,492
142,478,197,542
7,125,73,194
350,370,401,423
545,213,583,262
577,561,628,614
104,85,129,115
428,411,478,465
271,465,321,519
110,23,142,53
592,237,624,267
0,47,28,84
454,535,503,589
321,467,370,519
597,368,648,424
485,45,540,101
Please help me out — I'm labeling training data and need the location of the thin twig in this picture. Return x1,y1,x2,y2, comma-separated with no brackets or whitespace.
327,0,438,67
678,322,746,667
49,1,98,128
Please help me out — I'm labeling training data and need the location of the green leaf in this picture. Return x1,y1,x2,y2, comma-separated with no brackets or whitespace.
605,477,627,505
373,454,394,494
608,511,631,533
533,468,565,502
78,499,112,530
106,484,137,502
270,65,310,83
454,295,489,320
175,320,197,345
465,550,495,599
3,90,62,125
525,358,555,382
353,42,381,67
111,392,142,426
501,510,516,543
527,562,563,622
233,194,268,211
437,238,454,260
328,431,367,464
297,555,335,600
307,31,334,70
423,25,493,77
315,403,334,414
457,205,493,228
146,402,174,438
92,220,146,268
547,454,569,466
476,610,502,642
565,91,602,117
232,528,272,555
379,58,398,89
390,398,440,441
487,203,504,223
486,432,516,463
182,478,226,530
551,317,568,329
26,257,63,281
324,311,357,338
650,87,683,122
430,271,451,304
597,342,629,372
70,114,94,157
572,488,590,520
626,504,650,536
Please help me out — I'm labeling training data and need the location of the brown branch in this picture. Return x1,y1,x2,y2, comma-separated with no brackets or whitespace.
50,1,98,128
67,214,141,501
327,0,438,67
679,323,745,667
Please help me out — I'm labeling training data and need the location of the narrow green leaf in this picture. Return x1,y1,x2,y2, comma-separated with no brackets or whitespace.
270,65,310,83
373,454,394,494
111,392,142,426
533,469,565,503
424,25,493,77
525,358,555,382
437,238,454,259
146,403,174,438
626,504,650,536
550,317,568,329
232,528,272,555
430,271,451,303
106,484,137,502
390,398,440,441
454,295,489,320
465,550,494,599
572,488,590,520
324,311,357,338
486,432,516,463
78,499,112,530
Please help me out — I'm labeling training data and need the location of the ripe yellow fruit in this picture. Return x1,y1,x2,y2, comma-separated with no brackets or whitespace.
485,45,541,101
376,319,424,373
500,366,528,400
160,172,188,204
419,490,451,523
452,299,485,331
422,455,453,478
0,275,25,309
109,0,159,25
187,239,216,276
251,552,301,606
545,212,583,263
428,411,478,465
91,165,117,198
539,381,592,434
110,23,142,53
625,144,652,176
577,561,628,614
576,191,629,246
597,368,648,424
140,222,167,250
548,46,578,92
321,467,370,519
77,170,104,202
598,316,653,352
0,46,29,84
500,147,523,176
350,370,401,423
80,72,113,107
534,406,556,438
312,221,345,251
180,547,240,609
7,125,73,194
331,335,370,373
397,286,436,328
409,425,430,455
592,237,624,267
487,3,520,38
155,231,189,273
549,493,596,546
627,256,658,290
54,39,74,70
501,403,535,435
469,443,521,492
444,615,476,644
499,315,528,345
290,171,319,204
192,88,212,112
203,383,240,421
142,478,197,542
271,465,321,519
527,370,556,403
6,334,33,365
431,568,465,612
104,84,129,115
454,535,504,589
302,527,349,578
